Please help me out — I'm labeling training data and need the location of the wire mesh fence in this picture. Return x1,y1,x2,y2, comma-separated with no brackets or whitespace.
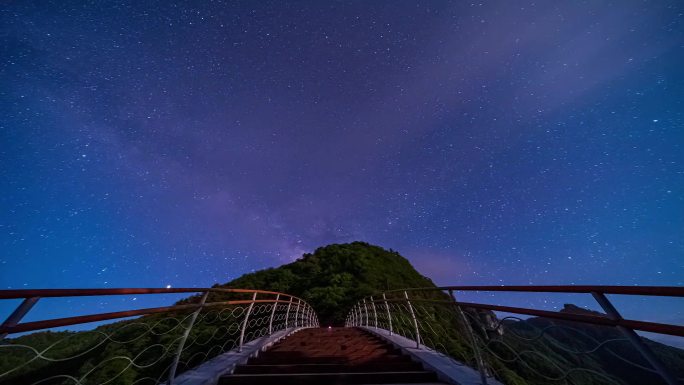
345,287,684,385
0,288,318,385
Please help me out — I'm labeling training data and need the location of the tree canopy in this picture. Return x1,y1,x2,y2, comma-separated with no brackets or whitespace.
217,242,437,325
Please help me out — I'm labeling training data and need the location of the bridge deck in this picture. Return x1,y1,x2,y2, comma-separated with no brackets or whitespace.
220,327,445,385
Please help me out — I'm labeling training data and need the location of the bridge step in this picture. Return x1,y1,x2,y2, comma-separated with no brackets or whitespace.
219,371,439,385
248,354,410,365
234,362,424,374
220,327,445,384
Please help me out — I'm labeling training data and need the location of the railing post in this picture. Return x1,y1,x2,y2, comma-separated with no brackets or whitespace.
449,289,487,385
370,296,378,328
302,304,307,327
238,292,257,352
268,293,280,335
309,305,313,327
0,296,40,340
304,304,309,327
351,303,357,326
352,304,357,326
357,302,362,326
382,292,393,335
168,291,208,385
294,299,301,328
284,297,293,328
363,298,369,327
592,291,677,385
404,290,421,349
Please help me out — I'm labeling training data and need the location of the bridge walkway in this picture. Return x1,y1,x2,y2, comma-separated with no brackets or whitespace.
220,327,445,385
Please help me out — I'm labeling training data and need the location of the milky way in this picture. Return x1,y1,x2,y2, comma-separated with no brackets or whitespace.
1,2,682,324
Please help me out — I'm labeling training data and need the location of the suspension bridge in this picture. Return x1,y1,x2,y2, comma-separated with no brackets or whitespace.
0,286,682,385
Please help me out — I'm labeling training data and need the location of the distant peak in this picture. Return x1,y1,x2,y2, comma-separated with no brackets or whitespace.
559,303,605,317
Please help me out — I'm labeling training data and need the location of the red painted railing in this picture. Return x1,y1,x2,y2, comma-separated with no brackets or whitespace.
0,287,319,385
347,285,684,385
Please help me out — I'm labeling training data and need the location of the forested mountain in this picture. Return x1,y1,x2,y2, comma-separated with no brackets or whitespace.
214,242,436,325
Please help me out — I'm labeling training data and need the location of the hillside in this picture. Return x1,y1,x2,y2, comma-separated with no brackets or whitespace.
501,304,684,385
212,242,438,325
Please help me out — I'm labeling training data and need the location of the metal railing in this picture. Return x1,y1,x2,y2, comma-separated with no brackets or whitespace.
345,285,684,385
0,287,319,385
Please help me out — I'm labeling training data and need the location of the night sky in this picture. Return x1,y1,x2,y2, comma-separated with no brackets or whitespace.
1,2,683,326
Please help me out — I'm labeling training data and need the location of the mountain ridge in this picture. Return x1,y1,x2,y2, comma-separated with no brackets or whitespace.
211,241,438,325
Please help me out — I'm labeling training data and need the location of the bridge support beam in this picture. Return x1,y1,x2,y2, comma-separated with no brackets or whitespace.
592,292,678,385
449,289,487,385
0,296,40,340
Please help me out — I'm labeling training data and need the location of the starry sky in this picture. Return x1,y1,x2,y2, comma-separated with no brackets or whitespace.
1,1,683,326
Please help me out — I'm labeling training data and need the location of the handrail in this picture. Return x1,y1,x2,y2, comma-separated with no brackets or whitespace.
0,287,300,300
382,285,684,297
0,298,302,335
360,297,684,337
0,287,307,334
0,287,319,385
346,285,683,385
453,300,684,337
